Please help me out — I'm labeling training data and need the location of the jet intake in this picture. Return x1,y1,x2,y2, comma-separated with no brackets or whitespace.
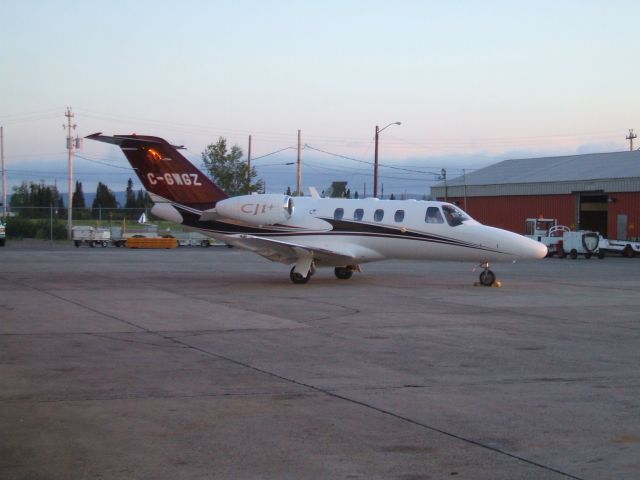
215,194,294,226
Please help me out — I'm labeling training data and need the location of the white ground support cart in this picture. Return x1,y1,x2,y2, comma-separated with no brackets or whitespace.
599,238,640,257
72,226,111,248
172,231,213,247
556,230,605,259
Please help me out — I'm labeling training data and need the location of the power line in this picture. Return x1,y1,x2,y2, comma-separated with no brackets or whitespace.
0,108,63,125
250,146,296,161
302,161,438,183
75,153,135,170
304,144,443,176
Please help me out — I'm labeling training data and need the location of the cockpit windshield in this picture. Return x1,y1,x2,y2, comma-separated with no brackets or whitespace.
442,204,470,227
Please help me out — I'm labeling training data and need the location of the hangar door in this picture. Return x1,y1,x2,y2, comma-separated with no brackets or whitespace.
578,193,608,236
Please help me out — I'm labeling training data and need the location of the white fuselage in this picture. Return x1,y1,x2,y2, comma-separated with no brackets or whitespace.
160,196,548,266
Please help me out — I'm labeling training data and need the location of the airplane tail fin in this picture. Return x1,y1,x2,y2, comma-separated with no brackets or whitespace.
86,133,228,210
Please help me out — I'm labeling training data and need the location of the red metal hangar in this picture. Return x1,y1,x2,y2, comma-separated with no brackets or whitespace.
431,150,640,241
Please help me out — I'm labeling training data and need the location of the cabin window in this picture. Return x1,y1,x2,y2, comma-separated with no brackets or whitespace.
442,204,469,227
334,208,344,220
394,210,405,222
425,206,444,224
353,208,364,221
374,209,384,222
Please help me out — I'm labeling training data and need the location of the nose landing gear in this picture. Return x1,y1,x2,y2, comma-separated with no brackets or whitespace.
477,262,499,287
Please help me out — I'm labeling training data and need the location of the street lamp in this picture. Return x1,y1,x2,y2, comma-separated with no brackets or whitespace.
374,121,401,198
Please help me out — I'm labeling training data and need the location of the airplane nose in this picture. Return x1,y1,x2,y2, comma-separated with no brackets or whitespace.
515,235,548,260
473,225,548,261
525,238,549,259
500,230,548,259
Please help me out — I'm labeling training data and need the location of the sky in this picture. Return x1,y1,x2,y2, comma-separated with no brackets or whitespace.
1,0,638,198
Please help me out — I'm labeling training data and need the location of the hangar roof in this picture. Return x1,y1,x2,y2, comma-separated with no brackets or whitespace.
432,150,640,197
447,150,640,187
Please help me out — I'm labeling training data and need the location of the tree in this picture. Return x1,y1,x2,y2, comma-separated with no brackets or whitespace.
389,193,396,200
135,189,151,209
10,182,29,209
91,182,118,218
72,181,86,209
10,181,63,218
285,186,292,196
325,181,348,198
124,178,136,209
201,137,263,196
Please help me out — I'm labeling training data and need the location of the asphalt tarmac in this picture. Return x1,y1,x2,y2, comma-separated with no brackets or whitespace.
1,241,639,479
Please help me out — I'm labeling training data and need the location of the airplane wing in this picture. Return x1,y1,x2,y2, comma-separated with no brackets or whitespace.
226,235,356,266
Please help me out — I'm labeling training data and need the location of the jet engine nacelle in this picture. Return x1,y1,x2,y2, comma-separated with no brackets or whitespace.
215,194,294,226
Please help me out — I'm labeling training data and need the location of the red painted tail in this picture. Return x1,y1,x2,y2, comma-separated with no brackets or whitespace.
86,133,228,210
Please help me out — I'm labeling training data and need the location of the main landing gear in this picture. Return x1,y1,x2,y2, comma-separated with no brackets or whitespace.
289,263,359,284
290,264,315,284
477,262,497,287
334,266,354,280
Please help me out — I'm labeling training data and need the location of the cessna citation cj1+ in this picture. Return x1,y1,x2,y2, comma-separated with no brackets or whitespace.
87,133,547,285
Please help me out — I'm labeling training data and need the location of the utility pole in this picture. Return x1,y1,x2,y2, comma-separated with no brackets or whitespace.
1,126,6,220
247,135,252,183
374,125,380,198
373,121,401,198
441,168,448,202
463,169,468,211
296,129,302,196
64,107,77,240
626,129,637,151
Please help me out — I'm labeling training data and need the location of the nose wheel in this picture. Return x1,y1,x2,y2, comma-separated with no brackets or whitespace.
478,263,497,287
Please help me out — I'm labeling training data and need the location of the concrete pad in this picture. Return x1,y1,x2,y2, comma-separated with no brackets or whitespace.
1,242,639,479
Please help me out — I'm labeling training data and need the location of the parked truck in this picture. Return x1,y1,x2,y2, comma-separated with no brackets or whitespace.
0,221,5,247
524,218,568,256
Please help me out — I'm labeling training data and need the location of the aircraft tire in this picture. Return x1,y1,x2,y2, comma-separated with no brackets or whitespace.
479,270,495,287
290,267,311,284
334,267,353,280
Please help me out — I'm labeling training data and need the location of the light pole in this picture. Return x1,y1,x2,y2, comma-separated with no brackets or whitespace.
374,121,401,198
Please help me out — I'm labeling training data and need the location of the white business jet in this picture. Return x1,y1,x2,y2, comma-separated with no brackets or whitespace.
87,133,547,285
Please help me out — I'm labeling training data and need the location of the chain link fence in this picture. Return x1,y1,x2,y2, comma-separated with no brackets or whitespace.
3,207,154,241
